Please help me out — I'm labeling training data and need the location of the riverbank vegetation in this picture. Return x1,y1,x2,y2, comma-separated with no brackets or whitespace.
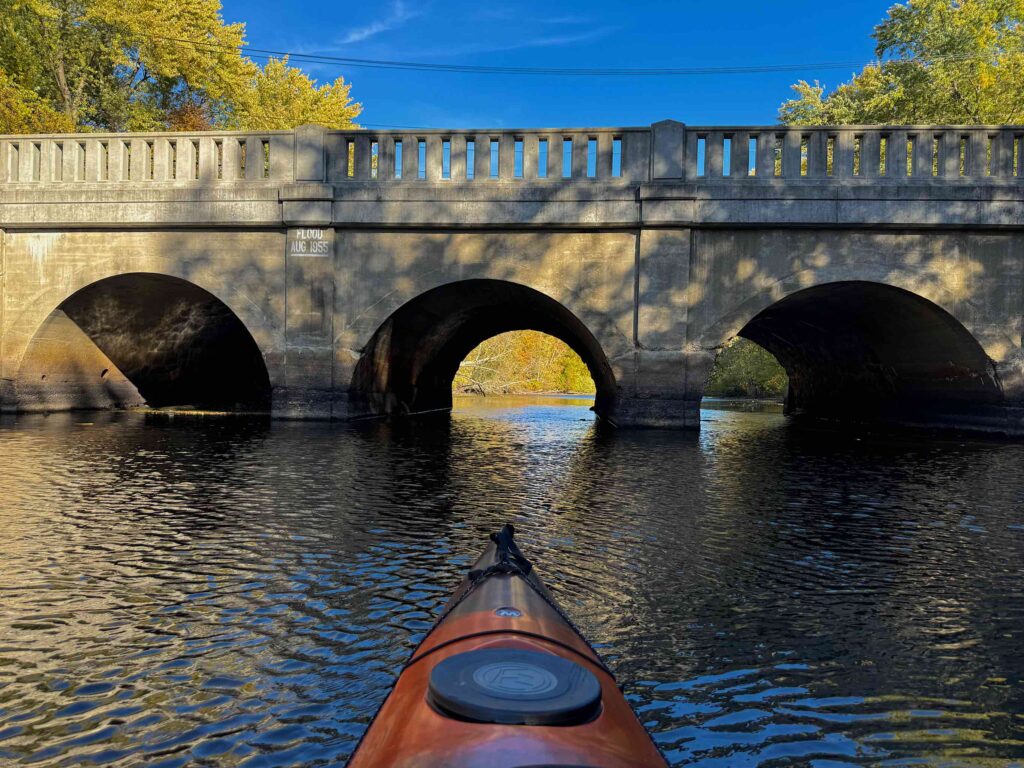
705,339,787,399
0,0,360,133
454,333,595,395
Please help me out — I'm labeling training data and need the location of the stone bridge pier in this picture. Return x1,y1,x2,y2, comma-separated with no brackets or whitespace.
1,120,1023,434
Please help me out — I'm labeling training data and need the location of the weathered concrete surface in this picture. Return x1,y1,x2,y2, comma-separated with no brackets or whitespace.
1,121,1023,434
0,230,285,412
335,230,635,422
16,309,143,411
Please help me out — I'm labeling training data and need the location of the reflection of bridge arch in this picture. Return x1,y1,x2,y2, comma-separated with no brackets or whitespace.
351,279,617,421
701,279,1006,431
16,273,272,411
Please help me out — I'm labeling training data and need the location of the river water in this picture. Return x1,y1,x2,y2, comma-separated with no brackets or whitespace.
1,397,1023,767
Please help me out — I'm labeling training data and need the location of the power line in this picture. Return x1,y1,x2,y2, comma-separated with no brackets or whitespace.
143,33,995,78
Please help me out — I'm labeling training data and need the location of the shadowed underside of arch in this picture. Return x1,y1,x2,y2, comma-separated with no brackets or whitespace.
351,279,617,420
735,281,1005,430
16,273,271,411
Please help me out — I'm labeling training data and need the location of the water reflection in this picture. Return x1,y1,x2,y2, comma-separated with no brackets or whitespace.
0,400,1022,766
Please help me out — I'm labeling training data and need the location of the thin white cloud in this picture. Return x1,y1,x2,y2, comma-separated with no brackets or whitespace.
412,26,614,58
340,1,422,45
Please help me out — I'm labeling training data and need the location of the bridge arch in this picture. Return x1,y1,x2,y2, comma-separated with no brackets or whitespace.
15,272,272,412
350,279,618,420
700,278,1007,431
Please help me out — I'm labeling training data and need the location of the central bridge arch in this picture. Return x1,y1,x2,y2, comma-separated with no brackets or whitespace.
350,279,618,421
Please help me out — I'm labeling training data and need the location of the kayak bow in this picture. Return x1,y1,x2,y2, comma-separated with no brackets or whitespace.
348,524,668,767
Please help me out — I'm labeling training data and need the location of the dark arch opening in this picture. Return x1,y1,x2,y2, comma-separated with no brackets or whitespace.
351,280,617,420
18,273,271,411
727,281,1003,430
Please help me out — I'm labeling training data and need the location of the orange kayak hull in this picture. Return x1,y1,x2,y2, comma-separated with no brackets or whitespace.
348,527,667,768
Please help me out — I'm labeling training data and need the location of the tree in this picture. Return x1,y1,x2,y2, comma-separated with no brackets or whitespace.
0,67,75,132
228,57,361,131
0,0,360,132
454,332,596,396
705,338,788,399
780,0,1024,125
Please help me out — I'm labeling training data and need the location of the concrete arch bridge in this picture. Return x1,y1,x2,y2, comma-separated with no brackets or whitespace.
1,120,1022,434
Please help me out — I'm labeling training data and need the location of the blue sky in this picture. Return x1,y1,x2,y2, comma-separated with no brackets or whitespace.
221,0,896,129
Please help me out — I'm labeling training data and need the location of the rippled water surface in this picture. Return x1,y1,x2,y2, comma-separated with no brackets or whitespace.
1,398,1023,766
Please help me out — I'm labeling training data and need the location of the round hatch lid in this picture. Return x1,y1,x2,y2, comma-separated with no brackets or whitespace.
427,648,601,726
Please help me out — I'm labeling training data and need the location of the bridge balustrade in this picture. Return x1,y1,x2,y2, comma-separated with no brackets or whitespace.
323,129,649,183
687,126,1024,181
1,123,1022,186
0,131,294,184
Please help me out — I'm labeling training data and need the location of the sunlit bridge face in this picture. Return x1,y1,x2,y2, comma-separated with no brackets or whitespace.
17,273,271,412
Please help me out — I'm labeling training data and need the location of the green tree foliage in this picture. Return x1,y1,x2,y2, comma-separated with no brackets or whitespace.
780,0,1024,125
454,332,596,396
0,0,360,132
705,338,788,399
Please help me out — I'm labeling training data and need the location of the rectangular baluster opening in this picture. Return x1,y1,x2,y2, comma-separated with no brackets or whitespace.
147,141,154,180
170,140,178,180
465,140,474,180
52,143,63,181
347,140,356,178
723,137,732,177
852,136,862,176
879,135,888,176
371,140,379,179
826,135,836,176
906,136,915,176
612,137,622,177
418,139,427,179
932,136,941,176
77,141,86,181
697,136,706,177
8,144,19,181
586,137,597,178
749,137,757,176
240,141,247,178
562,138,572,178
959,135,967,176
125,142,134,181
394,140,403,179
215,140,223,180
262,140,270,178
441,139,451,179
1015,135,1021,177
538,138,548,178
985,134,993,176
514,138,524,179
99,141,108,181
489,139,499,179
799,136,808,177
773,135,783,177
31,142,41,181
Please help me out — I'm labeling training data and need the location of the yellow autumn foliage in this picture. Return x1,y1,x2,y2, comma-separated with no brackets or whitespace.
454,331,596,395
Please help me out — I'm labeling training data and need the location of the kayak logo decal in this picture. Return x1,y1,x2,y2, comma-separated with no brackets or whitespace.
472,662,559,698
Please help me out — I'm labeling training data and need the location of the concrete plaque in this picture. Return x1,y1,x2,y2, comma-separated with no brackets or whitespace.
288,227,333,258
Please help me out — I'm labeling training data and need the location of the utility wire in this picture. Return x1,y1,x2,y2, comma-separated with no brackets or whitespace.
143,33,1003,77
